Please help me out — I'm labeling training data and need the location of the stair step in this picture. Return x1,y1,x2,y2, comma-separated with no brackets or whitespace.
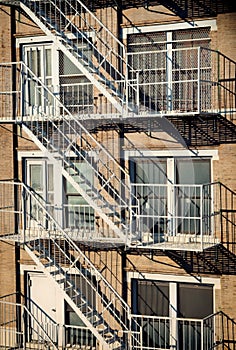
96,323,107,332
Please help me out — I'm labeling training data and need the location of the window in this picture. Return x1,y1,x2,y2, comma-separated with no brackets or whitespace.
130,157,211,240
127,27,211,113
59,49,93,114
64,160,95,233
131,278,213,350
132,279,169,316
22,41,93,116
23,44,55,115
26,159,54,226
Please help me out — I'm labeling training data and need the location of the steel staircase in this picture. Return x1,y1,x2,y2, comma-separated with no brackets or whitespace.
15,61,139,244
6,0,136,114
0,180,141,349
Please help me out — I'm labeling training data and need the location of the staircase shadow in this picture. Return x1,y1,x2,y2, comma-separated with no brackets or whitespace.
165,243,236,275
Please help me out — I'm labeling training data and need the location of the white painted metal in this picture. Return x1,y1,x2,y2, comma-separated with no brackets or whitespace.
0,298,58,349
3,61,139,243
0,180,142,349
18,0,136,114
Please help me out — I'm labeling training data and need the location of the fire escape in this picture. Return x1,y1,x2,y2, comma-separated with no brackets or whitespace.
0,0,236,349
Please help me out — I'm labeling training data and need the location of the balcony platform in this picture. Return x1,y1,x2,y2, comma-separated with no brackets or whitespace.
130,234,220,252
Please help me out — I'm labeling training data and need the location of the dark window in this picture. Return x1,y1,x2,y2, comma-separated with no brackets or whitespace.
178,283,213,319
132,279,169,316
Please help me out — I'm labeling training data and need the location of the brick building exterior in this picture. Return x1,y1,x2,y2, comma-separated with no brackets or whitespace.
0,0,236,349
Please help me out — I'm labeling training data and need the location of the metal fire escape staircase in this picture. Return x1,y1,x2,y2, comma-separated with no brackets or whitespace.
0,181,141,349
16,62,138,245
6,0,136,114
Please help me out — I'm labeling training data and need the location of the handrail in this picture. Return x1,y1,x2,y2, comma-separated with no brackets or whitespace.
19,0,137,111
0,299,58,349
0,180,134,328
2,62,140,238
203,310,236,324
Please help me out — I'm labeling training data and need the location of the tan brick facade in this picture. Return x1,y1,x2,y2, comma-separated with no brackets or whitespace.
0,1,236,347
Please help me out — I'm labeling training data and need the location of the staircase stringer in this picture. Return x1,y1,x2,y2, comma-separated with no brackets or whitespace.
22,123,129,244
24,244,111,350
19,2,124,114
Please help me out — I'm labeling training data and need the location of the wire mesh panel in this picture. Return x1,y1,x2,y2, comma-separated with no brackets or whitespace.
0,64,17,120
126,27,224,115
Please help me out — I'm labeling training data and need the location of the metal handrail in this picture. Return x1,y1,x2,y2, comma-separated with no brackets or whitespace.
0,61,140,240
0,299,58,349
0,180,141,347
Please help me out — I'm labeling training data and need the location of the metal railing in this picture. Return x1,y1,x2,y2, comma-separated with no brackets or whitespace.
204,311,236,349
0,180,142,349
127,46,236,118
0,61,139,243
131,312,236,350
215,182,236,255
60,82,94,115
0,294,58,350
129,182,236,250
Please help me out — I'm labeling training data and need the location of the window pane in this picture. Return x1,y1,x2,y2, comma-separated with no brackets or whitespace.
60,51,82,75
178,283,213,318
45,48,52,76
47,164,54,192
132,158,167,184
176,159,210,184
30,164,43,192
133,280,169,317
66,161,94,194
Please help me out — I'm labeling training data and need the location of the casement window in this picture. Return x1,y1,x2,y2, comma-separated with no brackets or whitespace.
24,157,94,233
131,278,213,349
21,40,93,116
130,157,211,238
26,159,54,225
127,27,211,113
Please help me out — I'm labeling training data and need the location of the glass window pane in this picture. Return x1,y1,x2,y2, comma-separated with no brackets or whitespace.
66,161,94,194
48,164,54,192
60,51,82,75
178,283,213,318
45,48,52,76
176,159,210,184
132,158,167,184
30,164,43,192
134,280,169,316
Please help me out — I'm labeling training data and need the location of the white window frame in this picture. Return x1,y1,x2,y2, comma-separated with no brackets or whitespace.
127,149,218,239
128,271,220,347
122,19,217,38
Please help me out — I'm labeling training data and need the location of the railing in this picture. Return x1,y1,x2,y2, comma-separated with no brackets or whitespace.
131,314,203,350
0,294,95,349
0,294,58,350
129,181,236,250
0,180,142,348
215,182,236,255
19,0,137,112
0,61,139,243
60,82,94,115
204,311,236,349
131,312,236,350
64,324,96,349
127,46,236,118
49,203,122,240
